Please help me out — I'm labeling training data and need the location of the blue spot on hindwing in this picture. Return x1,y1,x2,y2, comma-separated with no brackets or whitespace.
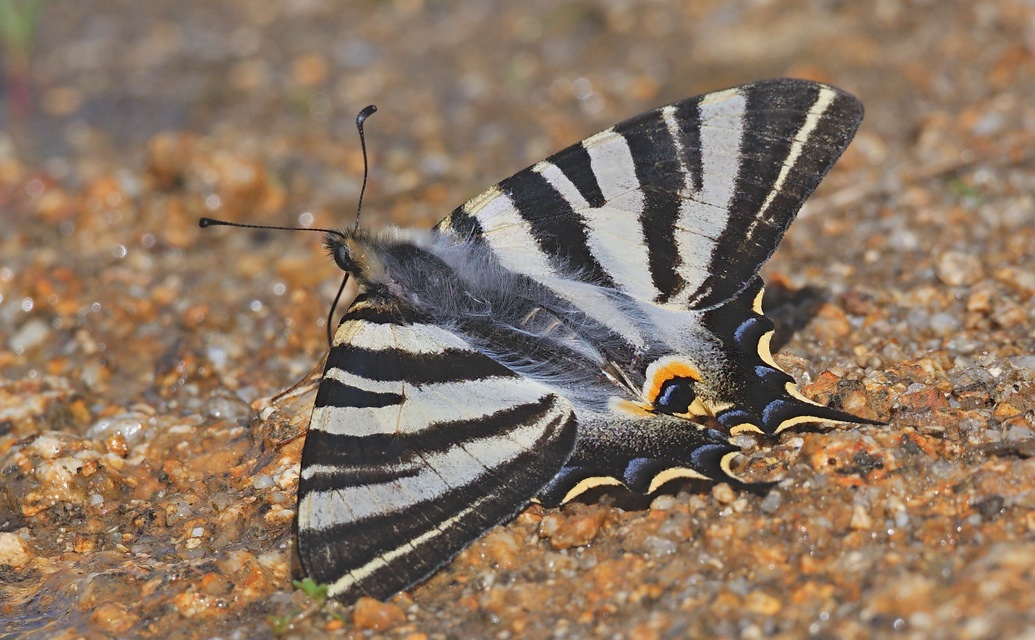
718,408,757,430
733,316,768,351
762,398,798,428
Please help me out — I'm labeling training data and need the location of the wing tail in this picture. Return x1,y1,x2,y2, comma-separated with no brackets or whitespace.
704,277,878,435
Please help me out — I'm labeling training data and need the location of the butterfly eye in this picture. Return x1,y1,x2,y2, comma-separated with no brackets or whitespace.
653,376,697,415
332,242,354,273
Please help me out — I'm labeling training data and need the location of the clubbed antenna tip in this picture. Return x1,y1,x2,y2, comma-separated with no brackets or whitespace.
353,105,377,232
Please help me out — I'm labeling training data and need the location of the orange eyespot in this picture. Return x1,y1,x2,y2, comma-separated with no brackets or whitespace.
643,359,702,406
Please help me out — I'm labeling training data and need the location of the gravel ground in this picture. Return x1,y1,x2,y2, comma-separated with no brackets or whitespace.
2,1,1035,638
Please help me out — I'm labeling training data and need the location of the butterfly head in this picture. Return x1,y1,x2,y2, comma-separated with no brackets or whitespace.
326,231,359,275
324,229,390,285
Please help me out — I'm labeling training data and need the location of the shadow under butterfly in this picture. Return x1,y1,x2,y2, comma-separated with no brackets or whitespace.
202,78,878,604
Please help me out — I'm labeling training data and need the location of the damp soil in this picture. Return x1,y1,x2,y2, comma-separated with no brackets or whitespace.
2,1,1035,638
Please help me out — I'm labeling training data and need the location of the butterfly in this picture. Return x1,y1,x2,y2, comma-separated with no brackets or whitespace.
274,78,868,603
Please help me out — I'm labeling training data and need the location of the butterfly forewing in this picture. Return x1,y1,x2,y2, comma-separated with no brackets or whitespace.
297,293,576,602
437,78,863,310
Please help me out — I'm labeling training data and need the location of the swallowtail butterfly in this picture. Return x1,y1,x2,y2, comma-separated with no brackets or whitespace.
206,78,871,604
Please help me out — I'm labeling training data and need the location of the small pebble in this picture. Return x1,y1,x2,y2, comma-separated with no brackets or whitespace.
86,413,147,445
251,474,274,490
642,535,677,557
88,602,138,634
936,251,983,286
542,511,607,550
759,490,783,514
8,319,51,354
929,312,958,336
650,494,676,511
851,504,874,530
743,590,782,615
1005,424,1034,441
0,533,33,569
353,597,406,630
712,483,737,505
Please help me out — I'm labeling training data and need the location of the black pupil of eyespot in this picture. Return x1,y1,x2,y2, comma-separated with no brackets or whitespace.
655,376,697,414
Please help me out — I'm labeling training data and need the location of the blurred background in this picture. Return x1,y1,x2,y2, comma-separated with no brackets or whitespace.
3,1,1035,638
4,1,994,226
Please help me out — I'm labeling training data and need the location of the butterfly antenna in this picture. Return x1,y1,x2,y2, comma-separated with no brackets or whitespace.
326,275,350,346
353,104,377,232
198,217,347,239
325,104,378,346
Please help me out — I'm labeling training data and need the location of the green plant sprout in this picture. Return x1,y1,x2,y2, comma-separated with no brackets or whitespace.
0,0,45,152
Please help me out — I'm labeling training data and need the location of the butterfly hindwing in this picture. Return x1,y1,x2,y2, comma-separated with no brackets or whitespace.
297,292,577,602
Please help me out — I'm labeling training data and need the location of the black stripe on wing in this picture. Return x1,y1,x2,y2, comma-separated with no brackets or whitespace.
497,169,618,288
326,343,515,384
670,100,705,193
314,378,401,410
622,106,689,303
551,142,607,208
